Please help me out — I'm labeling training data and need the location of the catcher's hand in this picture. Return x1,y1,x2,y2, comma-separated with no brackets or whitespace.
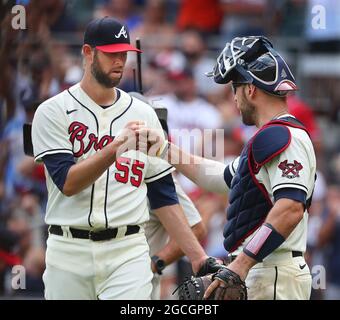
204,267,247,300
176,267,247,300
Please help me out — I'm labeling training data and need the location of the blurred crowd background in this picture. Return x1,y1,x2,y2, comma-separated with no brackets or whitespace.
0,0,339,300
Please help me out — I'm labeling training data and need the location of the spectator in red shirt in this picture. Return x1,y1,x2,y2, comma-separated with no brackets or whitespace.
176,0,223,35
287,94,321,143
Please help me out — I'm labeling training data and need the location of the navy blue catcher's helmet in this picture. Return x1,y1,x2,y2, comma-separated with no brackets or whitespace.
206,36,298,97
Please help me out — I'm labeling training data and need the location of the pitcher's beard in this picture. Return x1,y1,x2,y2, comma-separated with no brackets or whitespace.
91,55,122,88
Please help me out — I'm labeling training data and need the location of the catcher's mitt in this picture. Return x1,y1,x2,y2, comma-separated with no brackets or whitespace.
175,267,247,300
175,275,214,300
211,267,247,300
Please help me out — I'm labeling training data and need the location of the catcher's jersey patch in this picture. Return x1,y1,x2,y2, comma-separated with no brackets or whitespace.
278,160,303,179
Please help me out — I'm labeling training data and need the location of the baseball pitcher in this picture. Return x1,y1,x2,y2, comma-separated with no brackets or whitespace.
31,17,214,300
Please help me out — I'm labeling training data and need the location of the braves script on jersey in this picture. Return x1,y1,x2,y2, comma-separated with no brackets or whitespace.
32,83,174,229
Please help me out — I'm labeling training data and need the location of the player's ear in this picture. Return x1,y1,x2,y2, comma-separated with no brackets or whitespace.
247,84,257,99
82,44,94,62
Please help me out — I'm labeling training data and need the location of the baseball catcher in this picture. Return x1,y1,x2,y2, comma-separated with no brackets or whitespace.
137,35,316,300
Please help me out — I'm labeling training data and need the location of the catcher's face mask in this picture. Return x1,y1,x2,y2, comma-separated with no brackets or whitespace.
207,36,298,97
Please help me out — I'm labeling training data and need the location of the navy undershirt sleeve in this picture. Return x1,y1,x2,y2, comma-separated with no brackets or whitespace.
147,173,179,210
273,187,307,205
42,153,75,192
223,165,233,188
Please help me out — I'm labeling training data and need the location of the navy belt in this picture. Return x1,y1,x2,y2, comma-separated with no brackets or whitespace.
49,225,140,241
292,250,303,258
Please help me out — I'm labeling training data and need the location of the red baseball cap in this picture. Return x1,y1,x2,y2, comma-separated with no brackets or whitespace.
83,17,141,53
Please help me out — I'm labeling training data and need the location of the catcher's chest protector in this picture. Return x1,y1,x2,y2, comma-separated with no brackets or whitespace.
223,117,309,252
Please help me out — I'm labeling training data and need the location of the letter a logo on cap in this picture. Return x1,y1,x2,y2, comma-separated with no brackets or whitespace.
115,26,127,39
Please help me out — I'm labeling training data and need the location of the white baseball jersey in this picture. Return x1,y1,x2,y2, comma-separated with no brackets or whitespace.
32,83,174,229
232,114,316,254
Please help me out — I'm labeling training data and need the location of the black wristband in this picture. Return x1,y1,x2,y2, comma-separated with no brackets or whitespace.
151,255,166,275
243,223,285,262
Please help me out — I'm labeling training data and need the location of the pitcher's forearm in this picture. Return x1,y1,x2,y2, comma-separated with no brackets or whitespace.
63,140,121,196
155,222,207,267
154,204,208,272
